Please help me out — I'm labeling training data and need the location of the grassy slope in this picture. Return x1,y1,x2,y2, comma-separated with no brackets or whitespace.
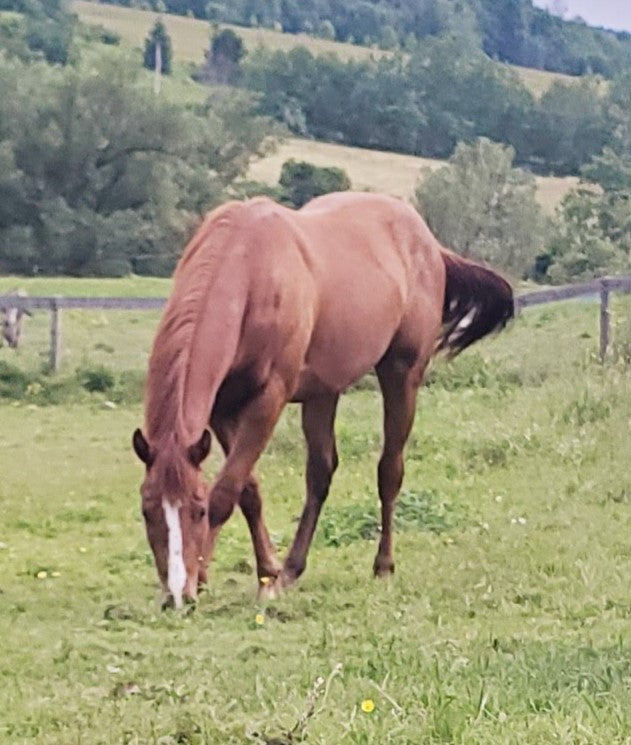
247,137,578,212
72,0,576,95
72,0,388,64
72,1,578,211
1,278,631,744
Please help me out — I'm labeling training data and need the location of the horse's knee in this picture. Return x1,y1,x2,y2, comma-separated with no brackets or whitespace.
208,481,238,527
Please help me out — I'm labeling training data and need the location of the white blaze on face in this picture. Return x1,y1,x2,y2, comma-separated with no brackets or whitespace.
162,499,186,609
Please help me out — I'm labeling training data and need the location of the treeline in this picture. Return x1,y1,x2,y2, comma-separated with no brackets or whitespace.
239,37,612,175
413,66,631,284
414,124,631,284
0,0,76,63
2,1,630,283
96,0,631,78
0,2,276,276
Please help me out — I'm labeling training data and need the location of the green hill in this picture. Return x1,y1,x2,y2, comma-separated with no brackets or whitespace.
247,137,577,214
72,0,576,98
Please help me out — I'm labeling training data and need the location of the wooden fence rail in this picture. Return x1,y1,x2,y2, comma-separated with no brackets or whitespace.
513,276,631,363
2,276,631,372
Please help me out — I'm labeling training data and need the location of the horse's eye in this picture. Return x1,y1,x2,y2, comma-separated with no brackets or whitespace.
192,504,206,521
142,508,151,522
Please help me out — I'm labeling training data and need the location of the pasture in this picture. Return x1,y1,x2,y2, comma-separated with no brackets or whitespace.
246,138,578,212
70,2,579,211
1,276,631,744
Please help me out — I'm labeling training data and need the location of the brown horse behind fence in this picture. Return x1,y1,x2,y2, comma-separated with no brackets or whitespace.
133,192,513,608
1,289,30,348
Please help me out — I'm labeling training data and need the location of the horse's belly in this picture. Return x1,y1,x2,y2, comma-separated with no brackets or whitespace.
290,245,408,397
296,306,401,395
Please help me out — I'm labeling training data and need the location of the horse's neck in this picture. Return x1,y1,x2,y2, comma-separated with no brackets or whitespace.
145,312,192,445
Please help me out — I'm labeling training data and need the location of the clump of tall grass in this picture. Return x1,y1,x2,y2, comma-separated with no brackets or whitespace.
0,360,30,398
316,488,462,547
0,361,143,405
426,352,525,393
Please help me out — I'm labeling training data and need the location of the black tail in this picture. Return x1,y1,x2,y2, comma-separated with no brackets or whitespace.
437,250,514,358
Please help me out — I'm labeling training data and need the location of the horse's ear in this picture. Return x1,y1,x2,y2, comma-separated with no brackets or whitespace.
132,428,153,467
188,428,211,467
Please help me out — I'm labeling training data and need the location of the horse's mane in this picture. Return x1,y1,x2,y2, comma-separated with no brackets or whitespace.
144,202,241,450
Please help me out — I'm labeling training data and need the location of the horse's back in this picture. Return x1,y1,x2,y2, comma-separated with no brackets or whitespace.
173,194,447,406
252,193,445,394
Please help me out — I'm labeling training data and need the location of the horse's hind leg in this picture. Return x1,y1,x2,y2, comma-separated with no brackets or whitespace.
277,393,339,589
373,356,421,577
206,377,287,571
211,414,282,583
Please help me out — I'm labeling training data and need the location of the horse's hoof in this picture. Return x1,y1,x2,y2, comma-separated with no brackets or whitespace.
257,567,298,600
373,561,395,578
257,574,282,601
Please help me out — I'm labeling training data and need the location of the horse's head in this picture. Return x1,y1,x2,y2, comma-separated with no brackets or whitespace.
2,306,23,348
1,289,30,348
132,428,212,609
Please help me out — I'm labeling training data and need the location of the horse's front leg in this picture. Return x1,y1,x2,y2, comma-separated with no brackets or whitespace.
261,393,339,598
206,379,287,587
239,475,283,585
210,411,283,588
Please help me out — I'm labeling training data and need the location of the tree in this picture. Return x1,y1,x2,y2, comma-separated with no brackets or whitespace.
406,36,535,159
543,189,627,283
526,79,612,175
0,56,275,276
2,0,77,65
143,18,172,75
0,13,33,61
378,25,398,50
607,70,631,158
197,28,246,85
279,159,350,207
415,138,546,276
318,20,335,41
541,72,631,283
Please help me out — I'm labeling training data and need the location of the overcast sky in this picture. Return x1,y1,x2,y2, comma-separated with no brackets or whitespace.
533,1,631,32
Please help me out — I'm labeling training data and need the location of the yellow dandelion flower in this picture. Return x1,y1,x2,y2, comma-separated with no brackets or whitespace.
36,570,48,579
51,571,60,578
361,699,375,714
259,576,271,586
255,613,265,626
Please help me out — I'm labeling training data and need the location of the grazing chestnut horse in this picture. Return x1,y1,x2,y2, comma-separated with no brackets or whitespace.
133,192,513,608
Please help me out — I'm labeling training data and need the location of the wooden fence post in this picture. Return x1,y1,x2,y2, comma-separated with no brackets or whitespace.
513,296,522,318
50,297,62,373
599,280,610,362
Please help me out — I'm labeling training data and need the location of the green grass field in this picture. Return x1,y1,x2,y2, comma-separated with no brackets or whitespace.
1,277,631,743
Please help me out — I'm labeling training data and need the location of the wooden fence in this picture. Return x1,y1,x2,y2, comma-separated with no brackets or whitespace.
513,276,631,362
1,276,631,372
